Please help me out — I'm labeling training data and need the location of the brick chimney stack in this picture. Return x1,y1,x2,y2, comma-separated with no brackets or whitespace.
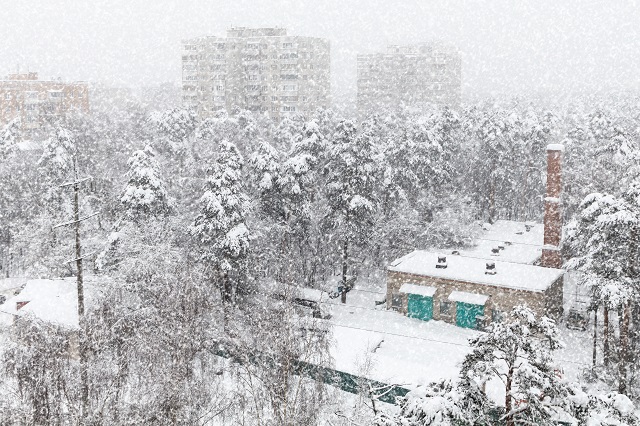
541,144,564,268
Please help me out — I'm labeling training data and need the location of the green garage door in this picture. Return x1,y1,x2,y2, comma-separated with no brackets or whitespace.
456,302,484,329
407,294,433,321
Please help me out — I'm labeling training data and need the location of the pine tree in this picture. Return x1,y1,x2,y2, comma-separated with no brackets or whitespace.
374,380,465,426
277,119,326,232
0,117,20,160
325,119,379,303
121,146,170,221
459,305,568,426
191,140,251,303
248,138,282,220
569,387,639,425
38,126,76,180
564,184,640,394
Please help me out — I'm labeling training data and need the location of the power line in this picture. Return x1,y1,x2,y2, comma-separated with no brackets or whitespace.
331,321,591,368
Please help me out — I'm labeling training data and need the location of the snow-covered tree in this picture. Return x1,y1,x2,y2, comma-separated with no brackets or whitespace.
325,119,379,303
191,140,251,303
374,381,464,426
121,146,170,220
149,107,198,150
459,305,568,426
564,184,640,394
249,138,282,220
277,120,326,232
273,113,305,151
0,117,20,160
38,126,76,180
569,387,639,425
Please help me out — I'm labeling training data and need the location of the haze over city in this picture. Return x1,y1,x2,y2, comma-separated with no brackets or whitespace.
1,0,639,103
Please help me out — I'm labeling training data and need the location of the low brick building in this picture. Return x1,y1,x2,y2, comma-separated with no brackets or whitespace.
387,144,565,329
387,250,564,329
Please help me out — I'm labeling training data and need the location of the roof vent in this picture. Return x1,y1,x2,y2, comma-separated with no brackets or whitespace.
505,241,512,246
525,224,533,232
485,262,496,275
436,255,448,269
491,247,500,255
498,245,505,251
451,250,460,255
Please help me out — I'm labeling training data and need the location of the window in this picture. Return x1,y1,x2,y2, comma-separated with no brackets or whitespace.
391,292,403,310
440,301,452,315
5,93,11,100
282,42,293,48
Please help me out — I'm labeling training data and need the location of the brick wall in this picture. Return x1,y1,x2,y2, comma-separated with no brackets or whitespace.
387,270,563,326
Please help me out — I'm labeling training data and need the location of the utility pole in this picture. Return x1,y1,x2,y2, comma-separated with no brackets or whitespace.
54,156,98,423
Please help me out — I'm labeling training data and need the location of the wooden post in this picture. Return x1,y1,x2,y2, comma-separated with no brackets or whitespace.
73,159,89,422
341,239,348,304
604,307,610,366
55,155,98,423
592,308,598,376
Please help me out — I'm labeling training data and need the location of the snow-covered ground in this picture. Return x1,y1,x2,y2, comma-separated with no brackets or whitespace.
324,287,594,394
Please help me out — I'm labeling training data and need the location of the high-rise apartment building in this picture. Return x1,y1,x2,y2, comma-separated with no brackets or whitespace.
0,72,89,135
182,27,330,121
357,42,461,115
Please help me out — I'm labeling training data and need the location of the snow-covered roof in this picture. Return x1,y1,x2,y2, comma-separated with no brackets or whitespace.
16,140,41,151
296,287,327,302
399,283,437,297
459,220,544,264
547,143,565,151
448,290,489,305
0,278,98,330
389,250,564,293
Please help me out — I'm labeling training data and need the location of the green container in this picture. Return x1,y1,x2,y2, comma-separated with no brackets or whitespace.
407,294,433,321
456,302,484,329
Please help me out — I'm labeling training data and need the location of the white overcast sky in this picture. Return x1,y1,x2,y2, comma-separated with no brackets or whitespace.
1,0,639,102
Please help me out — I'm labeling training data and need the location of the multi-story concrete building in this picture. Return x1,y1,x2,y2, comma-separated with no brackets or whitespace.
0,72,89,135
357,42,461,115
181,27,330,121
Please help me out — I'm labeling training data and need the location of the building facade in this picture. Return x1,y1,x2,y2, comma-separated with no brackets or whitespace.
182,27,331,121
0,72,89,135
357,42,461,116
386,250,565,330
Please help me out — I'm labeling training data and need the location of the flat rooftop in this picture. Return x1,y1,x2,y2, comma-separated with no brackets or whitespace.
389,250,563,293
458,220,544,265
